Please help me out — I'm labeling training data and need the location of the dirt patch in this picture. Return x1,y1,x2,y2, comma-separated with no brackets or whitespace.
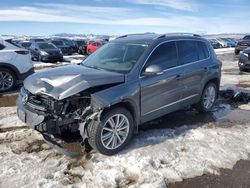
237,81,250,88
10,139,51,154
168,160,250,188
0,93,17,107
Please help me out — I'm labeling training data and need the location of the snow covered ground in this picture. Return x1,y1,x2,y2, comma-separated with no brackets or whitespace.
33,54,85,69
0,50,250,188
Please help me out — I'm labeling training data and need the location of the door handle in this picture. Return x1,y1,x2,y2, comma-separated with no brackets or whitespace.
204,67,208,72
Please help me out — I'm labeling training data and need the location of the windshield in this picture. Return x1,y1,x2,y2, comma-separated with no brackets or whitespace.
38,43,56,49
82,42,148,73
52,40,64,46
243,36,250,40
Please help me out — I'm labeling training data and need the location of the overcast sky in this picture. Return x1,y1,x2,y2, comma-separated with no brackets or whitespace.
0,0,249,35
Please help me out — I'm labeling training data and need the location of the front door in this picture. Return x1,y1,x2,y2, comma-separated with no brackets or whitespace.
140,41,183,123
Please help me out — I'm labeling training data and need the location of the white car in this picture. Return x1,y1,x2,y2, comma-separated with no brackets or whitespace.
215,38,228,48
0,38,34,92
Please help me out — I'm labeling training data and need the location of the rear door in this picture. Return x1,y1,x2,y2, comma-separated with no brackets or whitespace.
176,40,210,106
140,41,183,123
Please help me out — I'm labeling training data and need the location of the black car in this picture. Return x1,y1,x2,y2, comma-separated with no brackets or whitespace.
59,38,78,54
30,42,63,62
17,33,221,155
18,41,32,49
74,39,87,54
50,40,72,55
30,38,46,43
235,35,250,55
238,47,250,71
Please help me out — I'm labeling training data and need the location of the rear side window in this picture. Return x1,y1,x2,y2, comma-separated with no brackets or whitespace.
197,41,209,60
146,41,178,70
177,40,199,65
0,44,5,50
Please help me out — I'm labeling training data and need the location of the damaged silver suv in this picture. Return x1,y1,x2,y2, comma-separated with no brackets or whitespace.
17,33,221,155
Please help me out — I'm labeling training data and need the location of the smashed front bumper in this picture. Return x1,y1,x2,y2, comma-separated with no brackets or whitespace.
16,87,102,156
17,89,45,129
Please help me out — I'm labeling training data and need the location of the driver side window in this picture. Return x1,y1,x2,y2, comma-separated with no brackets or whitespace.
145,41,178,70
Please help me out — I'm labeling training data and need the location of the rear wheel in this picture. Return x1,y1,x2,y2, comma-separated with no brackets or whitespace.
0,68,16,92
87,107,134,155
195,82,217,113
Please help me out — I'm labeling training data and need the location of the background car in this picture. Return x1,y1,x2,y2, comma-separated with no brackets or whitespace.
50,39,72,55
216,38,228,48
209,39,221,49
59,38,78,54
86,41,102,54
29,42,63,62
18,41,32,49
0,38,34,92
220,38,236,47
30,38,46,43
235,35,250,55
74,39,87,54
238,47,250,71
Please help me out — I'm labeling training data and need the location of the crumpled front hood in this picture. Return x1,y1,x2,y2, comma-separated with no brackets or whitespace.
24,65,124,100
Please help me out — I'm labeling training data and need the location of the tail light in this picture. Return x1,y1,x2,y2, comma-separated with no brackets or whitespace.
15,50,29,55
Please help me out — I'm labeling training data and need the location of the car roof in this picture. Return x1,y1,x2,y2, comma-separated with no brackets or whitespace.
113,33,205,44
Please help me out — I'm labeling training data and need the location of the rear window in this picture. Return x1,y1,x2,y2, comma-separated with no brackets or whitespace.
38,43,56,49
0,43,5,50
243,35,250,40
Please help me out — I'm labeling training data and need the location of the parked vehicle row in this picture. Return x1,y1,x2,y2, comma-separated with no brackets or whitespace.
208,38,237,49
11,38,106,63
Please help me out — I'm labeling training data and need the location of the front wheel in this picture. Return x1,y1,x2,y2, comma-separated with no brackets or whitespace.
87,107,134,155
195,82,217,113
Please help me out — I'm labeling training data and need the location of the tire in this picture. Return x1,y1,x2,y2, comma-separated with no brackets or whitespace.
235,50,240,55
0,68,17,92
195,82,217,113
87,107,134,155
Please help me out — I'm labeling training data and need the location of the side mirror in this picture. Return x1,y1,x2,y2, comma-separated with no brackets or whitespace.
142,65,163,76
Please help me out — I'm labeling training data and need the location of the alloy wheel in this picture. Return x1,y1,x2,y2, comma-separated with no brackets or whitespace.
101,114,130,150
203,85,216,110
0,71,14,92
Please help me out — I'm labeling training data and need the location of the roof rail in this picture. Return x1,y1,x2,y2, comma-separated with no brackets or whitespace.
117,32,155,39
157,33,201,39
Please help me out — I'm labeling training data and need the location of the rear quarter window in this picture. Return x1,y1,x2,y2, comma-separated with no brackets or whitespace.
197,41,209,60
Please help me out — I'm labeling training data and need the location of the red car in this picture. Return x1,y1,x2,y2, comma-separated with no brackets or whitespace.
86,41,102,54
